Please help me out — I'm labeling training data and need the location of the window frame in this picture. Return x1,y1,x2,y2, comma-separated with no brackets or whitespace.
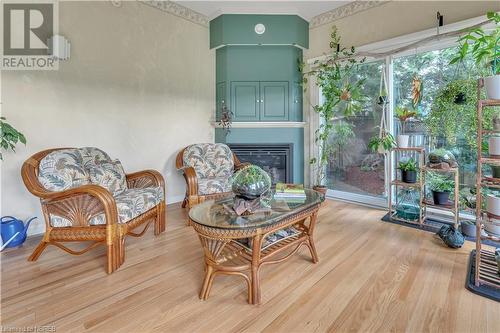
310,14,492,209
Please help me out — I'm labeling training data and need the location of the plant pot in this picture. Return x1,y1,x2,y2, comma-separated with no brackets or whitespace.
377,96,387,105
488,136,500,158
397,135,409,148
432,191,450,205
401,170,417,183
493,115,500,131
483,219,500,236
491,165,500,179
460,221,476,237
313,185,327,198
484,74,500,100
486,194,500,217
454,92,466,104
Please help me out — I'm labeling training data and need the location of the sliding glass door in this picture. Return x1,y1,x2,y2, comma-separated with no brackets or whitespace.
325,60,387,202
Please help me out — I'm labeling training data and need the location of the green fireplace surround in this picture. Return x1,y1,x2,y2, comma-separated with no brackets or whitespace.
212,14,308,182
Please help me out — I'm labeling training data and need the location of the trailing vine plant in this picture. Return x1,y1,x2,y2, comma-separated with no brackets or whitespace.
300,26,366,186
425,79,494,148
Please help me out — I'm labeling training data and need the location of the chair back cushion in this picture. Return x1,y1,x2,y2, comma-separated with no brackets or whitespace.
88,160,127,195
80,147,113,169
182,143,234,178
38,149,89,191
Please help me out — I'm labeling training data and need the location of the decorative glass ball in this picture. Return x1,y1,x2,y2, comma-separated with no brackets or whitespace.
231,165,272,200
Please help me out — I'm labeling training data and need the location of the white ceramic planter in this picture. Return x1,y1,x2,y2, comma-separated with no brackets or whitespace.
486,194,500,217
484,74,500,100
488,136,500,157
397,135,409,148
484,219,500,236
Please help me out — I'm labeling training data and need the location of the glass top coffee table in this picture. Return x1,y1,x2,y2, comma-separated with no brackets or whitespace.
189,189,323,304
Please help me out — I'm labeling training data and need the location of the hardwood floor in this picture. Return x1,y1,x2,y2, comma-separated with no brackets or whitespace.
1,200,498,333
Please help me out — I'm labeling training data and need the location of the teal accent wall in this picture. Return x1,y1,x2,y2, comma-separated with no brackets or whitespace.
216,46,303,122
216,128,304,183
210,15,309,49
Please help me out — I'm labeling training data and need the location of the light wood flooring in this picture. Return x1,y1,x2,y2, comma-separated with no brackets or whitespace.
1,200,499,333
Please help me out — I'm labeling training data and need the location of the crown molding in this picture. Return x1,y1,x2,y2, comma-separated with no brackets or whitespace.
310,1,390,29
139,1,209,27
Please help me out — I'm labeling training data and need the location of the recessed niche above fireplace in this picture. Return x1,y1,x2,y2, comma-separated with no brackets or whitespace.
229,143,293,184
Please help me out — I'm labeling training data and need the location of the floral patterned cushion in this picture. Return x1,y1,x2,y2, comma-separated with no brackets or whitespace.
38,149,90,191
80,147,112,170
88,160,127,196
49,186,164,227
198,177,232,195
183,143,234,179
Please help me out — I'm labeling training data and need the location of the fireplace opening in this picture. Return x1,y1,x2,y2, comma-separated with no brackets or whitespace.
228,144,293,184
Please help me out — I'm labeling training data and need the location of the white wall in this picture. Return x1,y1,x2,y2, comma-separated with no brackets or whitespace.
306,1,500,59
1,1,215,235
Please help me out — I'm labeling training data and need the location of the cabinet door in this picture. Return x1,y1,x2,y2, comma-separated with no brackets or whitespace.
231,81,260,121
291,81,303,121
260,81,289,121
216,82,226,120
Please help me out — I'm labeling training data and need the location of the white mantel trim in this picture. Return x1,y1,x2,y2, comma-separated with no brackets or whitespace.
212,122,306,128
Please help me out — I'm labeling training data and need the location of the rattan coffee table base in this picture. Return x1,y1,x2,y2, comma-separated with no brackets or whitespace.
191,205,320,305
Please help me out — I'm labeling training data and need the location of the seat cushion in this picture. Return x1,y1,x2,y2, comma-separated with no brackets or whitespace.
38,149,89,191
198,177,232,195
49,187,164,227
183,143,234,178
88,160,127,196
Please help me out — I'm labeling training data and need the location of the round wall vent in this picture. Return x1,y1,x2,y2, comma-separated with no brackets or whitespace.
254,23,266,35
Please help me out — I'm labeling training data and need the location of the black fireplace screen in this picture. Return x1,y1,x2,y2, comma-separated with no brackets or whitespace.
228,144,293,184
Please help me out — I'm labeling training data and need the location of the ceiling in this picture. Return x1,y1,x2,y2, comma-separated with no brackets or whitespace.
173,1,353,21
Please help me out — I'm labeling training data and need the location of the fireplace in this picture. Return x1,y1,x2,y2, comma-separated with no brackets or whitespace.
228,144,293,184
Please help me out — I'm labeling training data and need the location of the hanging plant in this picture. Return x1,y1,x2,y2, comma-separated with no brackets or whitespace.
368,131,396,154
218,104,233,135
300,26,366,186
425,79,494,148
411,75,422,109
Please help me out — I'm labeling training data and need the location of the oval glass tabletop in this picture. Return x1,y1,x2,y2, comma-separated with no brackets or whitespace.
188,189,323,230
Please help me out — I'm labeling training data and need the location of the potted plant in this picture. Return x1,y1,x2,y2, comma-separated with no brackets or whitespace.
427,172,455,205
368,131,396,154
489,135,500,157
301,26,366,193
398,158,418,183
450,11,500,100
395,106,417,148
0,117,26,160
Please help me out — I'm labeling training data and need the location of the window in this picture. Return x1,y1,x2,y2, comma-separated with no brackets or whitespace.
315,16,499,209
326,60,386,198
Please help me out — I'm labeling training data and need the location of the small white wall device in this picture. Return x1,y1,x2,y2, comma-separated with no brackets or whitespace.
47,35,71,60
254,23,266,35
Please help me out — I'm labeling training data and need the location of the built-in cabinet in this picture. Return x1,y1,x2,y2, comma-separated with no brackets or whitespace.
230,81,289,121
216,45,303,122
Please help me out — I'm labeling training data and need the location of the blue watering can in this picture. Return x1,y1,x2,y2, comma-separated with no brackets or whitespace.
1,216,36,249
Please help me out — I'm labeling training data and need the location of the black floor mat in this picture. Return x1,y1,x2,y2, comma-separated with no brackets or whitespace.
466,250,499,302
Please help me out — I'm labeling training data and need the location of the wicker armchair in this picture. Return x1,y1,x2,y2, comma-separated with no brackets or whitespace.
176,143,248,208
21,147,166,274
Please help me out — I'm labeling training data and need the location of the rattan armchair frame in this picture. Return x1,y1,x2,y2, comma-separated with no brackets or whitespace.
175,146,248,209
21,148,166,274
